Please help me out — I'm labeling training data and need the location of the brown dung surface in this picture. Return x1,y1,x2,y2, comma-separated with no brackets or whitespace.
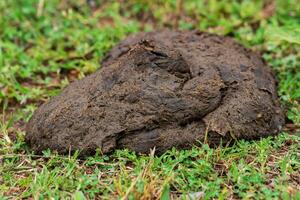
25,30,285,156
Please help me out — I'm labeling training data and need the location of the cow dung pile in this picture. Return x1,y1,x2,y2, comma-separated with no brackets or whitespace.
26,30,285,156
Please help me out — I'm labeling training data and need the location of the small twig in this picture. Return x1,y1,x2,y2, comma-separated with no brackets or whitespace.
204,121,210,144
37,0,45,17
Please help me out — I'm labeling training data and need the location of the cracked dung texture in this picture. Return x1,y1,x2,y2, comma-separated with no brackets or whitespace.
26,30,285,156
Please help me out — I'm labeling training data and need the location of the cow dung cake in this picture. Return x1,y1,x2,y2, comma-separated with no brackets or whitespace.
26,30,285,156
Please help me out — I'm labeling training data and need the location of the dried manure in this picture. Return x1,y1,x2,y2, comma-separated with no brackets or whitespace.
26,30,285,156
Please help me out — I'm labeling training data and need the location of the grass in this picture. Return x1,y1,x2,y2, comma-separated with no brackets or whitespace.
0,0,299,199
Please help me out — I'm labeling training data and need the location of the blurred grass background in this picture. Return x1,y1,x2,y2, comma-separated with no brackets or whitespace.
0,0,299,199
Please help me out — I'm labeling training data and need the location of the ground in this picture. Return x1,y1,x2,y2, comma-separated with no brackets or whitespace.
0,0,299,199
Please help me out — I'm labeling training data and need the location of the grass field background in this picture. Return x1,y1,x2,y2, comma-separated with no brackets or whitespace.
0,0,299,199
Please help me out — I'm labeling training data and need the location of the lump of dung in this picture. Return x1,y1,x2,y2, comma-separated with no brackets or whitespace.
25,30,285,156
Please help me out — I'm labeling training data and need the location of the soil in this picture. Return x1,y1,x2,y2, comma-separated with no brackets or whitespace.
25,30,285,156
